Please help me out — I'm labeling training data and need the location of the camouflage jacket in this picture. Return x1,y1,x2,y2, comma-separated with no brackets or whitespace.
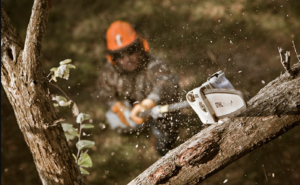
98,54,180,110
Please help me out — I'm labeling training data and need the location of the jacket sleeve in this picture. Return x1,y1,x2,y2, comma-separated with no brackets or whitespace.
146,58,179,104
98,64,118,110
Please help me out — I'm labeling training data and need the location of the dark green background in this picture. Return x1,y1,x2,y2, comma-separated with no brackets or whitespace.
1,0,300,184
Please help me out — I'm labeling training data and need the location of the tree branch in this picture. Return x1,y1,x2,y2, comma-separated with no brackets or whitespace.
130,63,300,185
278,47,293,77
49,82,73,101
1,2,86,184
1,5,23,65
292,41,300,63
23,0,54,80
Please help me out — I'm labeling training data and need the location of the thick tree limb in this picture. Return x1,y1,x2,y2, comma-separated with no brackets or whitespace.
129,63,300,185
1,4,23,65
1,2,85,185
23,0,53,81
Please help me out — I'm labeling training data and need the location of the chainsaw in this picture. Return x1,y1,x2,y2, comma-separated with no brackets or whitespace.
138,70,247,124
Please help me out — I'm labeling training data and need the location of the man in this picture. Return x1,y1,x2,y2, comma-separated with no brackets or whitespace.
98,20,180,156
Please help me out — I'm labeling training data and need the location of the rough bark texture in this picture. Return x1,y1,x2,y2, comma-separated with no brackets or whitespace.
1,1,85,185
129,63,300,185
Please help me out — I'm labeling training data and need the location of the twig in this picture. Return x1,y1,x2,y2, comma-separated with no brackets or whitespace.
278,47,293,76
49,82,73,101
47,71,53,79
292,41,300,63
46,118,65,127
262,164,268,181
76,120,83,159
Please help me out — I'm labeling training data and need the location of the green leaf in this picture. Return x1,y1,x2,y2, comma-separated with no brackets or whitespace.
68,128,79,137
60,59,72,65
63,69,70,80
65,133,76,141
76,140,95,151
58,100,72,107
56,65,65,78
50,67,58,72
72,103,79,116
66,64,76,69
76,113,90,123
51,76,57,82
81,124,94,129
78,153,92,167
62,123,79,141
55,95,67,102
80,167,90,175
51,60,75,81
61,123,73,131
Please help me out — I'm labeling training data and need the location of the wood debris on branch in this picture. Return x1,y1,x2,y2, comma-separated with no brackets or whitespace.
130,63,300,185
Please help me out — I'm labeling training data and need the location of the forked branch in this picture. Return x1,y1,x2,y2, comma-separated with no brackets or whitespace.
278,47,293,76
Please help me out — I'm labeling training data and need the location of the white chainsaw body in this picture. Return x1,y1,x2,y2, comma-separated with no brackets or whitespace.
186,71,247,124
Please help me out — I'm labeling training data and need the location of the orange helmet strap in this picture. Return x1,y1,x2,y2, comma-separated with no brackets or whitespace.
106,55,116,65
141,38,150,53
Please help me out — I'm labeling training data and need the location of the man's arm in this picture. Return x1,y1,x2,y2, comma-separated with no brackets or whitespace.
147,58,179,104
130,58,179,123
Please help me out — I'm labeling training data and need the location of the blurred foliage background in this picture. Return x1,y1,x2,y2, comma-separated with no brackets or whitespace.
1,0,300,184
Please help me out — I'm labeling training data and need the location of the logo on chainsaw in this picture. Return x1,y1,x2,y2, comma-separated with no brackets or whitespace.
215,101,233,108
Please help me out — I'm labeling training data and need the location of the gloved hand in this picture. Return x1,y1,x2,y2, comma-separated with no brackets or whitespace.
130,99,156,124
111,101,131,126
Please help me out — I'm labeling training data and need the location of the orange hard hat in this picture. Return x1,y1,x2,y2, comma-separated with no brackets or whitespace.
105,21,150,65
106,21,138,52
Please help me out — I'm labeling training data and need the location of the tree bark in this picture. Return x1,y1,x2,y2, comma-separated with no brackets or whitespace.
129,63,300,185
1,1,85,185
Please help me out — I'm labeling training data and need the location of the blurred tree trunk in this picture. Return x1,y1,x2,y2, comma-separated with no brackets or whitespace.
130,63,300,185
1,1,85,185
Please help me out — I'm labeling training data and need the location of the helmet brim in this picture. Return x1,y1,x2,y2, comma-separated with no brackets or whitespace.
106,38,140,54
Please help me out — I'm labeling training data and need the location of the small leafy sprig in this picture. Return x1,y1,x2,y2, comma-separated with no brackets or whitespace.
49,59,76,82
62,113,95,175
49,59,95,175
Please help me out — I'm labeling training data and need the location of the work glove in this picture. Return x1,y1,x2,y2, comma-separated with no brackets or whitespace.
130,99,156,124
111,101,131,126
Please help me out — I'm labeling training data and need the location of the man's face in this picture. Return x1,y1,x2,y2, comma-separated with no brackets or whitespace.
111,45,143,72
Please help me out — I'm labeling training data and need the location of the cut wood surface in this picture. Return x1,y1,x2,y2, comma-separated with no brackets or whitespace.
129,63,300,185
